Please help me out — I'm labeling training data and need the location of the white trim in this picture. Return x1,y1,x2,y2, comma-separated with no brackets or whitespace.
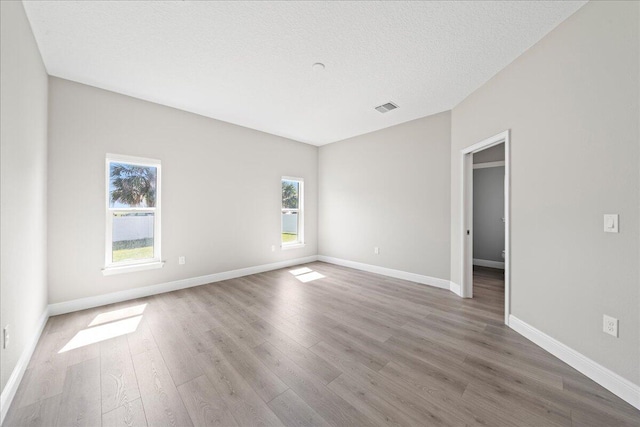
0,307,49,425
462,131,509,154
461,129,511,325
509,315,640,410
2,256,317,421
281,243,306,251
105,153,161,166
461,150,473,297
504,136,511,325
281,176,304,247
473,160,505,169
318,255,452,291
473,258,505,269
102,261,165,276
449,281,462,296
105,155,162,271
50,256,318,316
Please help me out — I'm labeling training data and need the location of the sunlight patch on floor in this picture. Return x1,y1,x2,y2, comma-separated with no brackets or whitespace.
59,315,142,353
295,271,325,283
289,266,325,283
89,303,147,327
289,267,312,276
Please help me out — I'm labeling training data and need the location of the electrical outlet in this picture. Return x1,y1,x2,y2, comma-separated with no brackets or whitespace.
178,256,186,265
374,247,380,255
3,325,9,349
603,315,618,337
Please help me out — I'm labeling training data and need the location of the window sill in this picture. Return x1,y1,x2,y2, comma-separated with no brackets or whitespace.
281,243,306,251
102,261,164,276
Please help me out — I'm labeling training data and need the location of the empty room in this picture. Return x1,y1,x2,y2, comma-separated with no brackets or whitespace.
1,0,639,426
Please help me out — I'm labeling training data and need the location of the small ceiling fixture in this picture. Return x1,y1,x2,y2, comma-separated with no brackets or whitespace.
375,102,398,113
312,62,325,71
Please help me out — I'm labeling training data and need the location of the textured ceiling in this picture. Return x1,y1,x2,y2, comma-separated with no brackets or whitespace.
23,1,586,145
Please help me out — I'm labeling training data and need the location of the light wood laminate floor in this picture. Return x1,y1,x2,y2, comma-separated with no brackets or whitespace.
5,262,639,426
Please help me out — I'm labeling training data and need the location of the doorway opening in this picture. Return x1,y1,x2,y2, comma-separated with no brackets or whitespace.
461,130,510,325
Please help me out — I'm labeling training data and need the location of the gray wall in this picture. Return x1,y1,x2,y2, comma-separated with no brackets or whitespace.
48,77,318,304
473,166,505,263
451,1,639,384
4,0,638,402
0,1,49,393
319,112,451,281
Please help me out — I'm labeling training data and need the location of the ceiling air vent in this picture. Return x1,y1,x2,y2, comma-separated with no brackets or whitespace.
375,102,398,113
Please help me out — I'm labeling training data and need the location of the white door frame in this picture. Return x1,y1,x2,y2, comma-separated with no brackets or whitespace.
460,130,510,325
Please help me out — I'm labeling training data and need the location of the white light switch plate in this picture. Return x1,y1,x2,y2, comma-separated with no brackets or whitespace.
603,214,618,233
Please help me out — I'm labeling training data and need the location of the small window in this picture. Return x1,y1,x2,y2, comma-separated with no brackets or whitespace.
105,154,161,273
282,177,304,247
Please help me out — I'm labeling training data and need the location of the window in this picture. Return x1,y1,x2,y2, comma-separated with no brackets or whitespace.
104,154,162,274
281,177,304,247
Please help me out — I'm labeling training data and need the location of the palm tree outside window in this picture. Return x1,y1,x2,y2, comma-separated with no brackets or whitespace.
105,154,162,271
281,177,304,246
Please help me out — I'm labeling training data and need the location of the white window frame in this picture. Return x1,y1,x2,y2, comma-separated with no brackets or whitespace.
281,176,304,249
103,154,163,275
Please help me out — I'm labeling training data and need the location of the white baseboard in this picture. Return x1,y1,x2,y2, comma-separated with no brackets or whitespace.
7,260,637,426
49,256,318,316
509,315,640,410
449,281,462,297
1,307,49,425
317,255,453,292
1,256,318,424
473,258,505,269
